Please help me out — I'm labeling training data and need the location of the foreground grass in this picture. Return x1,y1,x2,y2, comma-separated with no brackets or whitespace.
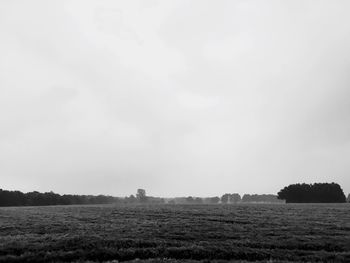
0,204,349,262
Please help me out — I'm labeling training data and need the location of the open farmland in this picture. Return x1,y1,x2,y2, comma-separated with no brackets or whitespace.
0,204,349,262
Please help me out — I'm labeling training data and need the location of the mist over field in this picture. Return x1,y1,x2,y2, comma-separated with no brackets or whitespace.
1,0,350,197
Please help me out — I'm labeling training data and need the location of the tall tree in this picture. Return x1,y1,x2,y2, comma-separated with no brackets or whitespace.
136,189,147,203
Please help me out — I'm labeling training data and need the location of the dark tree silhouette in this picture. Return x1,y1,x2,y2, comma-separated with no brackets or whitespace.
136,189,148,203
231,193,241,203
221,194,231,204
277,183,346,203
0,189,119,207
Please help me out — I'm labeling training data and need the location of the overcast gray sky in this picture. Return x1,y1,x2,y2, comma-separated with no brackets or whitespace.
1,0,350,197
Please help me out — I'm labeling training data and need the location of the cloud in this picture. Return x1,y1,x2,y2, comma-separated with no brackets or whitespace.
1,0,350,196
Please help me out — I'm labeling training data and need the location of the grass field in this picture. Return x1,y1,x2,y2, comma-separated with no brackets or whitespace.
0,204,349,262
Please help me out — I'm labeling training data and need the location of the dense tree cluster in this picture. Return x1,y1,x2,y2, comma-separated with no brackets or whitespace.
277,183,346,203
0,189,119,207
221,193,241,204
185,196,204,204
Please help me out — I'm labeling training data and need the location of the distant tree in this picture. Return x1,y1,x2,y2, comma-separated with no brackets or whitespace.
147,196,165,204
347,194,350,203
208,196,220,204
194,197,203,204
241,194,282,203
186,196,194,204
136,189,147,203
231,193,241,203
221,193,242,204
221,194,230,204
202,197,216,204
241,194,252,203
278,183,346,203
0,188,119,207
126,194,137,204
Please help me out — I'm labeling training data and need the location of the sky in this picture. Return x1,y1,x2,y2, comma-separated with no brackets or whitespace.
1,0,350,197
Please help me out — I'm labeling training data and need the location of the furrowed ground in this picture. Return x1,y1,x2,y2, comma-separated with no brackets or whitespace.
0,204,349,262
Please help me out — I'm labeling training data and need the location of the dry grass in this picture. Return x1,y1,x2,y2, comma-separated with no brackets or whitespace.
0,204,349,262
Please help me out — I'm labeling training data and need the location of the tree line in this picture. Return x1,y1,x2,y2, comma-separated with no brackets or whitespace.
168,193,284,204
0,189,118,207
1,185,348,207
0,188,166,207
0,188,284,207
277,183,346,203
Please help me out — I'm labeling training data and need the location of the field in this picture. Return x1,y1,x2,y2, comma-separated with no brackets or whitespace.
0,204,349,262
